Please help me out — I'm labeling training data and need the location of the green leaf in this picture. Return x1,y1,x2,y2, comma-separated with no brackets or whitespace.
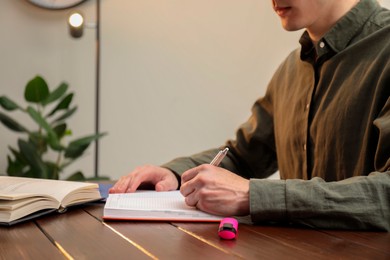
17,139,49,179
28,132,48,155
53,106,77,123
26,106,63,151
27,106,50,130
9,146,29,165
42,82,69,106
24,76,49,103
64,133,106,159
47,93,74,117
48,132,64,151
45,162,61,179
66,171,86,181
23,169,39,178
6,155,27,176
0,112,28,132
0,96,21,111
65,129,72,136
53,123,67,140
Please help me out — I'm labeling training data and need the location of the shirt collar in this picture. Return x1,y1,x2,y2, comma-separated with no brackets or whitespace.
299,0,380,62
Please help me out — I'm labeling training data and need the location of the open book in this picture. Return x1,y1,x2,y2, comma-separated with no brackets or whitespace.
0,176,101,226
103,190,223,222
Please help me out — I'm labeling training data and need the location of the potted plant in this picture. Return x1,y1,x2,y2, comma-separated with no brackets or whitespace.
0,75,106,180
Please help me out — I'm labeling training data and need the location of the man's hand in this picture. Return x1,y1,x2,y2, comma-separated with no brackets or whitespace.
180,164,250,216
109,165,179,193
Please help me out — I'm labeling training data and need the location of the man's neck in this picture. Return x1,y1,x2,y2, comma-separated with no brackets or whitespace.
307,0,360,43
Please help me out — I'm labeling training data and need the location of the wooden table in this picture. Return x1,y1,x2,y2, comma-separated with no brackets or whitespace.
1,203,389,259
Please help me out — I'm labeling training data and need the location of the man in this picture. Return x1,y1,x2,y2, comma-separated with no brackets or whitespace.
110,0,390,230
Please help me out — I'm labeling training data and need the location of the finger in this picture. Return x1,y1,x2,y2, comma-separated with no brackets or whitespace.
127,167,171,192
110,170,144,193
109,176,131,193
125,171,151,192
125,177,141,193
184,190,199,207
155,178,176,191
180,180,196,197
181,165,204,183
155,182,165,191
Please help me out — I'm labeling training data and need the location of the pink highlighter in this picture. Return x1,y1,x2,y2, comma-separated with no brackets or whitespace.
218,217,238,240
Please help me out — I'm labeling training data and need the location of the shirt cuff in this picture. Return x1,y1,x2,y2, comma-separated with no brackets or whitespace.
249,178,287,223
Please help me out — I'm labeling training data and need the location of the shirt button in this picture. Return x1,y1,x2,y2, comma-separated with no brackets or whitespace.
305,103,310,110
319,41,325,48
303,144,307,151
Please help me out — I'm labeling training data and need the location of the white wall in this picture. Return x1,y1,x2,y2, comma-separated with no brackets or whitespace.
4,0,387,180
99,0,301,180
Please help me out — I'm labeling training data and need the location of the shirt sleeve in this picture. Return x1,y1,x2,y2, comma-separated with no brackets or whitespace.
250,172,390,231
249,172,390,231
249,97,390,231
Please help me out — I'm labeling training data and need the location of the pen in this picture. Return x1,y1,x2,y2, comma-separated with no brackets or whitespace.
210,147,229,166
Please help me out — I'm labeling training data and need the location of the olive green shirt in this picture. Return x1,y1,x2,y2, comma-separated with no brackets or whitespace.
163,0,390,230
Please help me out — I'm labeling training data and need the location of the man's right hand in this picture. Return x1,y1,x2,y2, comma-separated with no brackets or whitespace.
108,165,179,193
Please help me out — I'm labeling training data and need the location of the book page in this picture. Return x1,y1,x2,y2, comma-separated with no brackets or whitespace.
0,176,99,206
104,190,223,221
106,191,194,211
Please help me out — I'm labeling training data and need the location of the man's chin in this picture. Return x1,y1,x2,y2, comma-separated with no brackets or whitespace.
280,21,304,32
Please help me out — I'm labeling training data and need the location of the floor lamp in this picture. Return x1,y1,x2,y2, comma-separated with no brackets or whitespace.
68,0,101,178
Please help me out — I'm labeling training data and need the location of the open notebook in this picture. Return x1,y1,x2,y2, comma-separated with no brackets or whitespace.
103,190,223,222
